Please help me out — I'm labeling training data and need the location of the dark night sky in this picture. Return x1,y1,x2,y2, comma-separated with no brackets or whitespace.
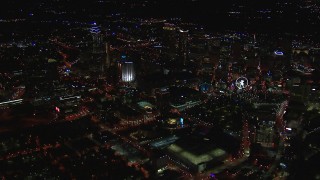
0,0,319,33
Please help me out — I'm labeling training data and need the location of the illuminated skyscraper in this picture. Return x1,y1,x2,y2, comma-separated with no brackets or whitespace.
121,61,135,82
90,22,103,54
178,29,189,65
162,23,178,62
163,23,177,51
162,24,190,65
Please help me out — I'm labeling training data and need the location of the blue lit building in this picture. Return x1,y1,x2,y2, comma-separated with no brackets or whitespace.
90,22,103,53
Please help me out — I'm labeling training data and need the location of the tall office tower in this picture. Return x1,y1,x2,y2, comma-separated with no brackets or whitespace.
178,29,189,65
105,42,111,69
162,23,178,62
121,61,135,82
231,41,242,60
255,121,276,148
219,41,232,64
90,22,103,54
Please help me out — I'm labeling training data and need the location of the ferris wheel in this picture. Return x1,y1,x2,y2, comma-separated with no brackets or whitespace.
236,77,249,90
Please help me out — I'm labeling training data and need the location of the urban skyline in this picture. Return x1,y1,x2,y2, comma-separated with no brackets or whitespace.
0,0,319,179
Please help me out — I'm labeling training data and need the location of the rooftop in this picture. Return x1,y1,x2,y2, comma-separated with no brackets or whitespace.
167,143,226,166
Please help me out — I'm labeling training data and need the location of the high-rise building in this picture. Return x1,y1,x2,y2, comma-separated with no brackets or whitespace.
178,29,189,65
255,121,276,148
162,23,178,62
105,42,111,69
162,23,190,65
90,22,103,54
121,61,135,82
163,23,177,50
